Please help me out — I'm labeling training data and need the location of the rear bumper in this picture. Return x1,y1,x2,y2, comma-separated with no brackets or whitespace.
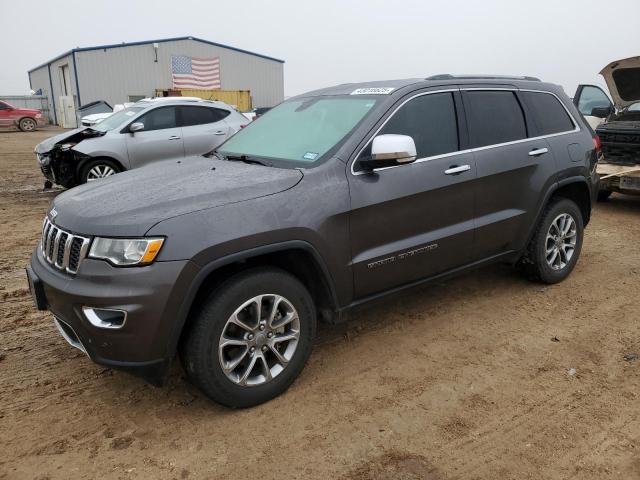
28,247,200,385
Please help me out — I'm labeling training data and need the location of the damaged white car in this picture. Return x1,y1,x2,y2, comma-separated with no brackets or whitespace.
574,56,640,200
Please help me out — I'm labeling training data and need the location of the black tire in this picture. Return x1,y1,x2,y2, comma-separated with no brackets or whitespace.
180,267,317,408
79,158,121,184
519,198,584,284
19,117,37,132
597,189,612,202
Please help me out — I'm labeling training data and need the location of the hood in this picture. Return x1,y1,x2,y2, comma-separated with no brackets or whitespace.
35,127,86,153
34,127,105,153
599,56,640,108
82,112,112,122
18,108,41,114
50,156,303,236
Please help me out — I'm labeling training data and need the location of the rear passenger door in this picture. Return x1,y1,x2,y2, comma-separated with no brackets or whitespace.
179,106,231,157
348,90,477,298
462,89,563,260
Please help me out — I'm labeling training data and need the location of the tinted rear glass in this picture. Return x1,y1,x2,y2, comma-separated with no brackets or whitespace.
180,106,229,126
465,91,527,148
522,91,574,135
379,92,459,158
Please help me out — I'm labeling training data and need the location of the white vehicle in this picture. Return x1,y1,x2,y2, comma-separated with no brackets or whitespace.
573,56,640,199
36,97,249,187
81,103,135,127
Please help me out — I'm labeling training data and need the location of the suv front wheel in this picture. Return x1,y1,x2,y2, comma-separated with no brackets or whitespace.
180,268,317,408
520,198,584,284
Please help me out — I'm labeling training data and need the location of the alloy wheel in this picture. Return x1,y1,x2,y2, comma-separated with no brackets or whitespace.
218,294,300,387
22,119,36,131
545,213,577,270
86,165,116,181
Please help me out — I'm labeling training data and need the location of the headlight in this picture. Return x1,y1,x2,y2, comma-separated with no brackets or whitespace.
89,237,164,266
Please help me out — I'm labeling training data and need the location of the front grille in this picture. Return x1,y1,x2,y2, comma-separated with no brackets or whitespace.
598,130,640,165
41,218,90,274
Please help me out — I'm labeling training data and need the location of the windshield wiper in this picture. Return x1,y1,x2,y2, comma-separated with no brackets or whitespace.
204,150,225,161
224,154,273,167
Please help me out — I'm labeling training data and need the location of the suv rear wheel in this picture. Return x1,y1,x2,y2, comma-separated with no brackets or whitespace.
180,268,316,408
520,198,584,284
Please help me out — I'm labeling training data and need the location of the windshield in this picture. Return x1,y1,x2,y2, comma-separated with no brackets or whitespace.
92,106,145,132
218,97,379,165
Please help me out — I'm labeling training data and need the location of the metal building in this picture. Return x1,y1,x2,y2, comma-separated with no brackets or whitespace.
28,36,285,127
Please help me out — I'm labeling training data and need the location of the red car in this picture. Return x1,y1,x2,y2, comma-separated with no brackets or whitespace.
0,100,45,131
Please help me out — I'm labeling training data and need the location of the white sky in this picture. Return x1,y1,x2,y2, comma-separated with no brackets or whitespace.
1,0,639,98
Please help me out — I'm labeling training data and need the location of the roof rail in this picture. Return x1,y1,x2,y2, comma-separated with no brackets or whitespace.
426,74,541,81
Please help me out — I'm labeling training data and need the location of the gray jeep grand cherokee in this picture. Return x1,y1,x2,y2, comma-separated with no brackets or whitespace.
27,76,600,407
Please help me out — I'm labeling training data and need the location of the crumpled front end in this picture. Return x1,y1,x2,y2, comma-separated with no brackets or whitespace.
36,147,91,188
34,128,105,187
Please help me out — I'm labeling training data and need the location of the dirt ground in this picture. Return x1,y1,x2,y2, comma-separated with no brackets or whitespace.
1,128,639,480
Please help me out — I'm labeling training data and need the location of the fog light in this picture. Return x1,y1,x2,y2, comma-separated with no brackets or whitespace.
82,307,127,329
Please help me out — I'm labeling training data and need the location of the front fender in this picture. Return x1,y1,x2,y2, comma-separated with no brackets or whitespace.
162,239,338,363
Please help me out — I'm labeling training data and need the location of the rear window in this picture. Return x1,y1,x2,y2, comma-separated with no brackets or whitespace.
180,106,230,126
464,91,527,148
522,91,574,135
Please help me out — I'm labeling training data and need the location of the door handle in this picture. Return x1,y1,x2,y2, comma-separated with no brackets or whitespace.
213,130,226,135
528,147,549,157
168,136,181,140
444,165,471,175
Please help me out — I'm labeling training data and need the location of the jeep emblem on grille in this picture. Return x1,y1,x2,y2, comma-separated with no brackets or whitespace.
49,208,58,220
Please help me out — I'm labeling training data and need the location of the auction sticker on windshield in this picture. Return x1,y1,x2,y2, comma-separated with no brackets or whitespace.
351,87,395,95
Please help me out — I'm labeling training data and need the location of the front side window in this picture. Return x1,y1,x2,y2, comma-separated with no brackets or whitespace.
465,91,527,148
521,91,575,135
180,106,229,126
576,86,611,116
377,92,459,159
218,97,379,166
137,106,178,131
0,101,11,110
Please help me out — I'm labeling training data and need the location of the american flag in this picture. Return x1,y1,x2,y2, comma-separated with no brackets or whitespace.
171,55,221,89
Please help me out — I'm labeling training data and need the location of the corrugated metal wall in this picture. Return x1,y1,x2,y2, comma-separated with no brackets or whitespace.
75,39,284,109
27,67,54,122
29,53,78,126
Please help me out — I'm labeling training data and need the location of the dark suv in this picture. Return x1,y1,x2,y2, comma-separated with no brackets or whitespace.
27,76,599,407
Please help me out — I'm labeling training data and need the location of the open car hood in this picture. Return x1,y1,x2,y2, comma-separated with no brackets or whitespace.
600,56,640,108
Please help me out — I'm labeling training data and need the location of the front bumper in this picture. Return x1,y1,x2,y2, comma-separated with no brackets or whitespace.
596,162,640,195
28,246,200,385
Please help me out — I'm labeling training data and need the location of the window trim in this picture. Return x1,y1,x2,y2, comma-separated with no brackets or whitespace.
350,87,580,177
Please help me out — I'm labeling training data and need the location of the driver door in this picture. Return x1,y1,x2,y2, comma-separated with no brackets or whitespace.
347,91,476,299
573,85,613,129
125,106,185,168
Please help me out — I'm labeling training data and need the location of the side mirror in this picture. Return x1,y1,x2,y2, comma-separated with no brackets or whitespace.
129,122,145,133
359,134,417,171
590,106,613,118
